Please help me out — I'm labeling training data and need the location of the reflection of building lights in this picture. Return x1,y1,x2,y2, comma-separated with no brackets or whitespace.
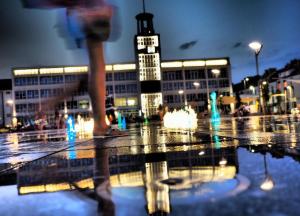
260,175,275,191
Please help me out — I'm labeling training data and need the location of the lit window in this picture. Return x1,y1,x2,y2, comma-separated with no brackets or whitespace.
115,98,127,107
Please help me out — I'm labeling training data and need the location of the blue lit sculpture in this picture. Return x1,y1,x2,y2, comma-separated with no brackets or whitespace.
210,92,221,148
210,92,220,122
66,116,77,159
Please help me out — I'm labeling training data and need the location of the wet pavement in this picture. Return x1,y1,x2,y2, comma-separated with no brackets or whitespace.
1,115,300,216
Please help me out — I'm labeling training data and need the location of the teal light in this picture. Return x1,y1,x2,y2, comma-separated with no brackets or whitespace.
210,92,221,148
210,92,220,123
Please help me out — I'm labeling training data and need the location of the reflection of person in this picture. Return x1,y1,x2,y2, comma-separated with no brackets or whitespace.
22,0,124,137
94,145,115,216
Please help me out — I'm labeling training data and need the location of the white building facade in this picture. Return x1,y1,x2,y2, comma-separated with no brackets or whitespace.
10,58,232,125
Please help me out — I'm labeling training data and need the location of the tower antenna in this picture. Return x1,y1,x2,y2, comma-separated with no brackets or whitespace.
142,0,146,13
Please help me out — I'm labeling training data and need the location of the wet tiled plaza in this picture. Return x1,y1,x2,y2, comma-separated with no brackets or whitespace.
1,115,300,216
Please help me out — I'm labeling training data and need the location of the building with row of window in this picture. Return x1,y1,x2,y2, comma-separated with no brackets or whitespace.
235,59,300,114
9,58,232,126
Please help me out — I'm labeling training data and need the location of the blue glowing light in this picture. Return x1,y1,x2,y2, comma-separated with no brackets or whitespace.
66,116,77,159
210,92,220,123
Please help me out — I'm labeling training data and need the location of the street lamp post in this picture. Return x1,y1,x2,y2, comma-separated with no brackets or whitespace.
249,41,263,114
178,90,185,108
193,82,200,112
244,77,249,89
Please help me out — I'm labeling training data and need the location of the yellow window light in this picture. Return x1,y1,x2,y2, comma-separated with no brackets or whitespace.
14,69,39,76
205,59,228,66
183,60,205,67
113,64,136,71
64,66,88,73
127,98,137,106
105,65,113,71
161,61,183,68
39,68,64,74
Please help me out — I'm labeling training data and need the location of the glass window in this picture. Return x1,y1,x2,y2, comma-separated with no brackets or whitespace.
164,95,173,103
28,103,39,112
126,84,137,93
174,82,184,90
55,102,65,110
115,85,126,94
126,72,137,80
15,91,26,100
79,100,90,109
65,75,77,83
219,79,229,88
220,68,228,78
115,98,127,107
208,80,218,88
127,97,138,106
40,89,51,98
114,72,125,81
16,104,27,113
106,85,114,94
67,101,78,109
27,90,39,99
106,73,113,81
185,69,205,80
14,77,38,86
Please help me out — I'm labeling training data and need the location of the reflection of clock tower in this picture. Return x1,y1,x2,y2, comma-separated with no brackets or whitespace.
134,0,162,117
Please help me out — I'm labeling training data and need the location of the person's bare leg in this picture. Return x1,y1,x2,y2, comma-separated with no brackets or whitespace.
87,39,108,136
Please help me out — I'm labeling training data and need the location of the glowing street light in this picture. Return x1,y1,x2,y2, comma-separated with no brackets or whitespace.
6,100,13,105
249,41,263,113
249,41,263,54
178,90,186,106
249,41,263,76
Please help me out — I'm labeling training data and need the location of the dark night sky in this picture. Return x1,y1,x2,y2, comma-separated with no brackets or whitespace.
0,0,300,83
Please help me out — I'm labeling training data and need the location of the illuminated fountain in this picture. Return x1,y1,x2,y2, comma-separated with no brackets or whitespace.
210,91,220,122
74,115,111,137
163,106,198,129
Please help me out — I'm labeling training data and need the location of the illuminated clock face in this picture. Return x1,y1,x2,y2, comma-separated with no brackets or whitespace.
147,46,155,53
